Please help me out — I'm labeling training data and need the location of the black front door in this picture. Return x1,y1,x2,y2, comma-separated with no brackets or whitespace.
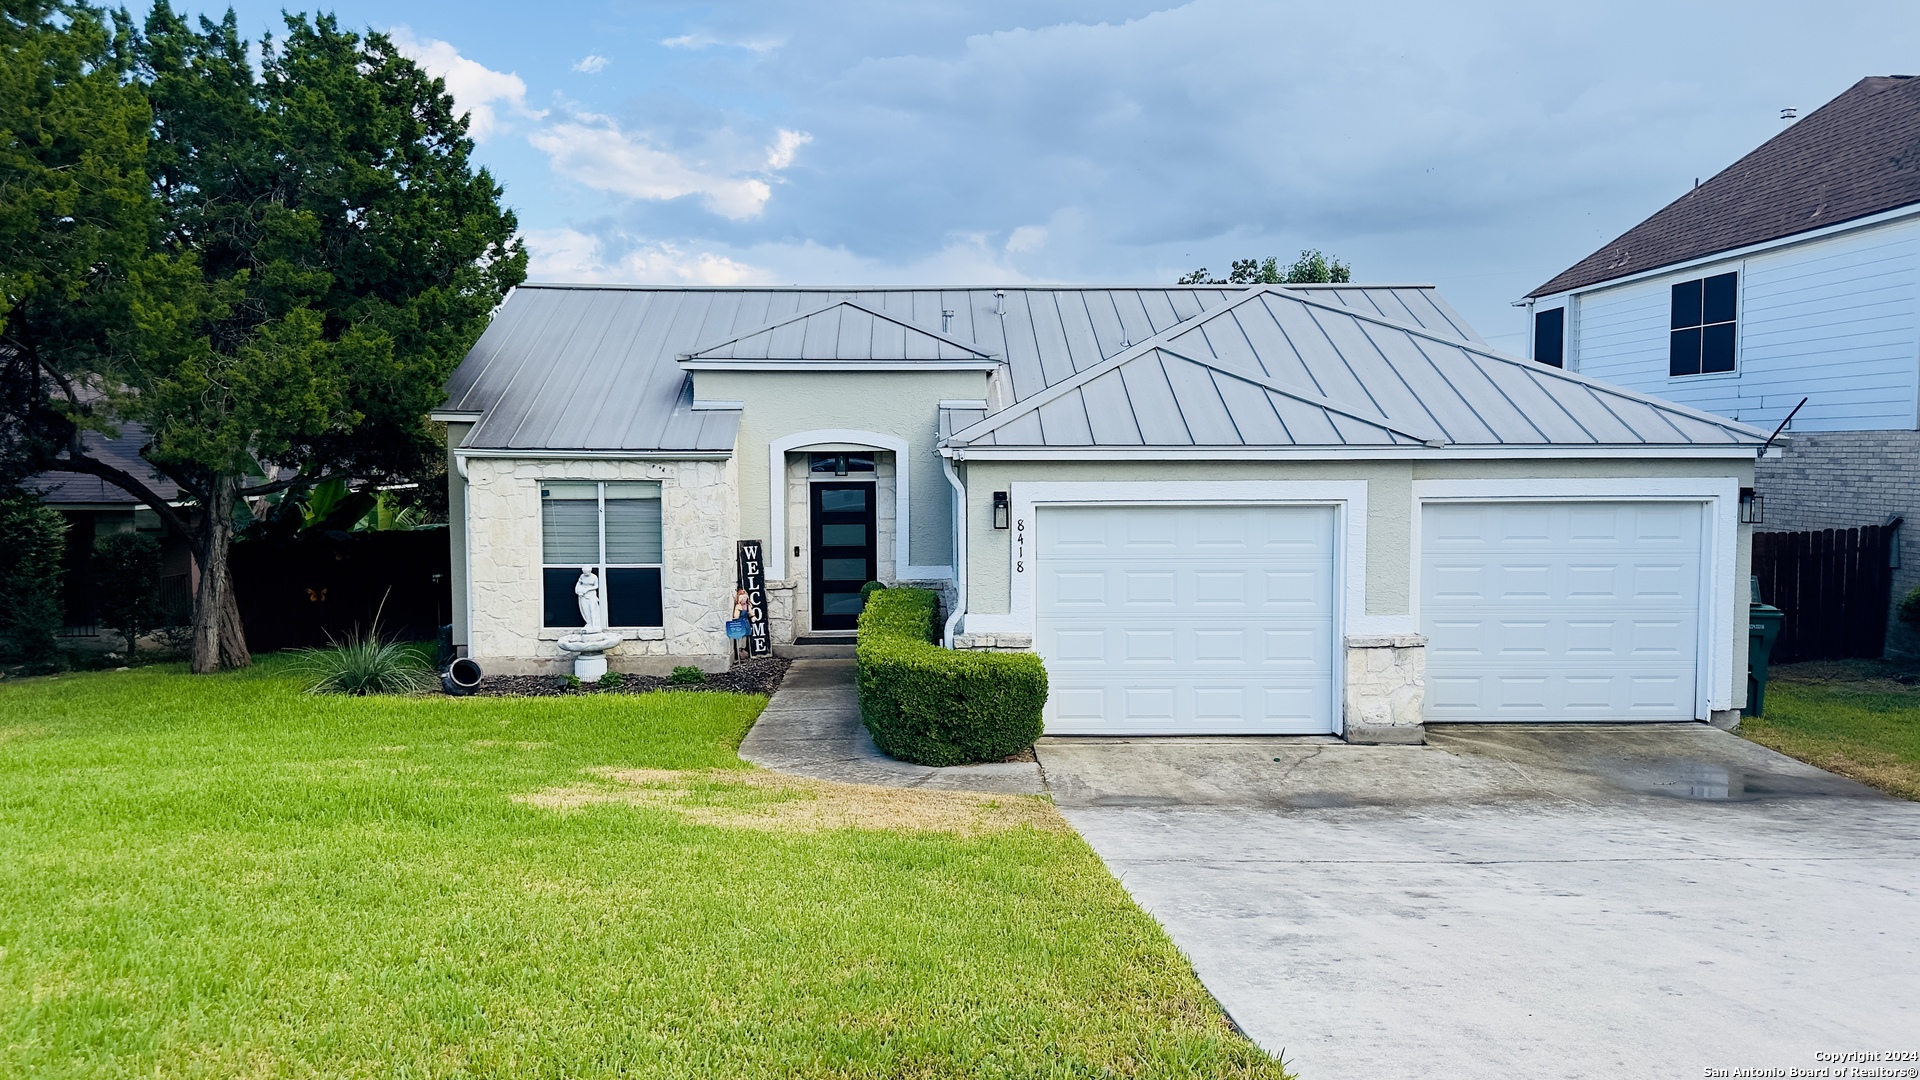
811,482,876,631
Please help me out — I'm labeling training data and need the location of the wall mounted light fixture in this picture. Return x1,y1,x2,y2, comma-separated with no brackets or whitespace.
1739,487,1763,525
992,491,1010,530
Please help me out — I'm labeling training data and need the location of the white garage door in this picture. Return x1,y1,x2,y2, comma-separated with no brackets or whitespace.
1421,501,1704,722
1035,504,1336,735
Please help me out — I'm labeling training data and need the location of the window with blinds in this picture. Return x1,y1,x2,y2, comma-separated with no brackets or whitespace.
540,481,663,628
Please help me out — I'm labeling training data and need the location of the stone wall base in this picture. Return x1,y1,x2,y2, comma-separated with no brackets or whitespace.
1343,633,1426,745
952,632,1031,653
464,652,733,677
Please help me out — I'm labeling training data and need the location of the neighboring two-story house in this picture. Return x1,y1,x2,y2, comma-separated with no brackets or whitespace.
1525,74,1920,652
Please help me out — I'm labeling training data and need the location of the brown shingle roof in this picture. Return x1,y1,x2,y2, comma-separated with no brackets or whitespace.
24,426,183,506
1530,75,1920,297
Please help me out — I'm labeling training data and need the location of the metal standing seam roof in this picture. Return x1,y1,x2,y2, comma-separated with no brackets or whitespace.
441,280,1761,454
442,283,1484,452
679,299,1001,366
945,286,1771,449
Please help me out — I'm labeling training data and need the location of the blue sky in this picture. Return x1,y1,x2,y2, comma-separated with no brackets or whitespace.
156,0,1918,350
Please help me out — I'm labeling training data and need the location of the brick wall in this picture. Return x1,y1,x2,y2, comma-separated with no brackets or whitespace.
1755,430,1920,658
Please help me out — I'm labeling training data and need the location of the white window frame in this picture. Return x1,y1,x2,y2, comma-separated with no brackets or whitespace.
1667,269,1742,380
540,480,664,629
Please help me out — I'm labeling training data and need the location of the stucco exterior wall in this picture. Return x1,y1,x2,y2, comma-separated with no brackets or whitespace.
693,369,986,579
463,455,739,673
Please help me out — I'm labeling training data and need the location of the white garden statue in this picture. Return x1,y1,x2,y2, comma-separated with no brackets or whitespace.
557,566,621,679
575,566,605,633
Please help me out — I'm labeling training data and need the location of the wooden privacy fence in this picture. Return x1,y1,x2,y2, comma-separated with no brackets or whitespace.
1751,525,1894,663
230,528,452,653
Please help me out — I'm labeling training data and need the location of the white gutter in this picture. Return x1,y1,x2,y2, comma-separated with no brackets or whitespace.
937,444,1764,462
941,452,968,648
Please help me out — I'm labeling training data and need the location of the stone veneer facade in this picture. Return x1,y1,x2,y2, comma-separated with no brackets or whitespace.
1341,634,1427,744
464,456,739,673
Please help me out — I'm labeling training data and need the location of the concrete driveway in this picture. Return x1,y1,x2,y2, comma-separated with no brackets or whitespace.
1037,726,1920,1080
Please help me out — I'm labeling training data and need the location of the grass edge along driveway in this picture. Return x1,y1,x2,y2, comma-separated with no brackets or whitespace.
1739,661,1920,801
0,660,1287,1079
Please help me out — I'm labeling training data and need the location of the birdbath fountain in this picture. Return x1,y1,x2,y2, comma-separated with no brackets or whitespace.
557,567,622,679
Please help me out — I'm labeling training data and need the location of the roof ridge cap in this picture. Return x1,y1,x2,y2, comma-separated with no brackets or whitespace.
677,298,999,361
1276,290,1768,442
945,287,1275,444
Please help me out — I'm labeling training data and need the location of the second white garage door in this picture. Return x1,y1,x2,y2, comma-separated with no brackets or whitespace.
1421,501,1705,722
1035,504,1337,735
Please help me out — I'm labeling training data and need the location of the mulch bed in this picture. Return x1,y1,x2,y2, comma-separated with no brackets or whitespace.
473,656,791,698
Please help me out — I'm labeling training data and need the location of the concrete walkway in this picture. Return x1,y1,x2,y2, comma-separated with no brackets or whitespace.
1041,725,1920,1080
738,659,1045,796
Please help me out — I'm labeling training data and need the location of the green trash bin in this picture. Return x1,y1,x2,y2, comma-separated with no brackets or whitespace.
1746,598,1785,718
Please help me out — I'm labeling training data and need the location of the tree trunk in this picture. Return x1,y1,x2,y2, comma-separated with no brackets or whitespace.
190,473,252,673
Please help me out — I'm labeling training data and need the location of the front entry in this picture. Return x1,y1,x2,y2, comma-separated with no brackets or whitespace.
811,482,877,630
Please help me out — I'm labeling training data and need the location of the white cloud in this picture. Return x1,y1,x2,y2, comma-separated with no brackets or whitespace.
1005,225,1047,253
765,129,812,170
524,228,769,284
660,32,782,54
529,121,812,220
530,121,777,219
389,28,542,142
572,54,608,74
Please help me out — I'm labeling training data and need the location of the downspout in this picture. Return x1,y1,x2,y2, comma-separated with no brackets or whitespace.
454,450,474,658
941,450,967,648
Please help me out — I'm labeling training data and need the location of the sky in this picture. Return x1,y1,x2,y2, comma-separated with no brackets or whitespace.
144,0,1920,351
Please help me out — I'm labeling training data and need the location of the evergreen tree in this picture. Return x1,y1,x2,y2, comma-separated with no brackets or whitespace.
4,4,524,672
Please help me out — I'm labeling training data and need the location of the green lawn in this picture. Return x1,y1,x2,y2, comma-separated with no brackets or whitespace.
0,660,1284,1078
1741,661,1920,800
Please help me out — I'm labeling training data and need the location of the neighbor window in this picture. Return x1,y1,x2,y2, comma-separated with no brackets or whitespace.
540,481,663,628
1670,271,1737,376
1533,307,1565,368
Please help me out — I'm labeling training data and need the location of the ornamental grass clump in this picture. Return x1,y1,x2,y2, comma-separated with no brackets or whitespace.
297,631,436,696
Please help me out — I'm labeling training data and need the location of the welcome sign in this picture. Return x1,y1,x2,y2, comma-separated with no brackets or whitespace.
736,540,771,657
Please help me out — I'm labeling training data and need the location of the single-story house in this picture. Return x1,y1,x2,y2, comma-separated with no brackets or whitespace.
24,426,194,640
437,282,1769,742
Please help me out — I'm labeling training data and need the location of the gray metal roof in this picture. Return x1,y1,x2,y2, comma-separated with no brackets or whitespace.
949,287,1770,449
443,283,1486,452
679,299,999,367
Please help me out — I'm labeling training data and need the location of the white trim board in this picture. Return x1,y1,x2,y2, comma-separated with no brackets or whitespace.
1409,477,1742,719
1529,202,1920,306
944,446,1762,462
767,428,913,581
969,480,1372,636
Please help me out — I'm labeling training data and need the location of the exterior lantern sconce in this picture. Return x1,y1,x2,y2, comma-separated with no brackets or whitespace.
992,491,1010,530
1739,487,1763,525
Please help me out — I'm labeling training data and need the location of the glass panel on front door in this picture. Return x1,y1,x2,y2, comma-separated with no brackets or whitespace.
810,482,876,630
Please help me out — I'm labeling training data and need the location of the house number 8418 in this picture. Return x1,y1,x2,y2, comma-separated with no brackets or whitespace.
1015,518,1026,573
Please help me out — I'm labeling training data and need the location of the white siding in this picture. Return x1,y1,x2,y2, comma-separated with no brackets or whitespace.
1568,217,1920,433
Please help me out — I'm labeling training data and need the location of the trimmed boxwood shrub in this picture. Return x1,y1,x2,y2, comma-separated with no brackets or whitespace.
855,587,1047,766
